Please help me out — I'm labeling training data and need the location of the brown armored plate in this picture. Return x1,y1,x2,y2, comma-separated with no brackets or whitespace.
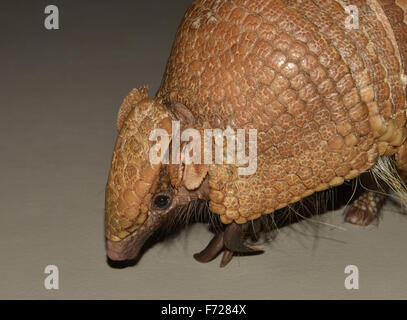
153,0,407,224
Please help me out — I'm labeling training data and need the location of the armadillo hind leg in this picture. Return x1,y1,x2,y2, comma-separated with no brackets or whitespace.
345,191,388,226
194,222,264,267
345,172,389,226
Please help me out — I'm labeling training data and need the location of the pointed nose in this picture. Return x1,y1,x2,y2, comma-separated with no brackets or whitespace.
106,238,143,261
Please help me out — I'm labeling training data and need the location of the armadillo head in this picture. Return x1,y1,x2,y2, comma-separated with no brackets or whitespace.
105,88,209,261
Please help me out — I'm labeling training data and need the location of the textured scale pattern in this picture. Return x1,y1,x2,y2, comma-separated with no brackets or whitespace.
156,0,407,225
106,91,173,241
106,0,407,242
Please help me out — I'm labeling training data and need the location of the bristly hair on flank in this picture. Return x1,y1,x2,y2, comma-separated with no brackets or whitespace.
156,199,223,240
153,155,407,247
369,156,407,211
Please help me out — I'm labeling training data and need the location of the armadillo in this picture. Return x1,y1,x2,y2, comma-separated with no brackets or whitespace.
105,0,407,267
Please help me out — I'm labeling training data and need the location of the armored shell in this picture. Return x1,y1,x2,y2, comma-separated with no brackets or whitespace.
155,0,407,224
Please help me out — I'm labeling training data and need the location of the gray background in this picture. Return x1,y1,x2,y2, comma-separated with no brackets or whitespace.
1,0,406,299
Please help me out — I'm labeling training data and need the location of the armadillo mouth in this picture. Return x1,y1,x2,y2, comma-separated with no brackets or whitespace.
106,230,147,261
106,211,163,262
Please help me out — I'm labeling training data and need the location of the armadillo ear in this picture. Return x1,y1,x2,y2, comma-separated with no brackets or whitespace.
180,136,208,191
166,108,207,190
117,86,149,132
182,163,208,190
169,139,208,190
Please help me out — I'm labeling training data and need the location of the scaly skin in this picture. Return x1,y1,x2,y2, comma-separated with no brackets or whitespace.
105,0,407,265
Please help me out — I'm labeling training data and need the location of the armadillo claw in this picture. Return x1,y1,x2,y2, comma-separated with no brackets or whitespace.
193,233,224,263
194,222,264,267
220,250,234,268
223,222,261,254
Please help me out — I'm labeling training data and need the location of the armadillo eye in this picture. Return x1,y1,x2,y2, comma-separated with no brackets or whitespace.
153,194,171,210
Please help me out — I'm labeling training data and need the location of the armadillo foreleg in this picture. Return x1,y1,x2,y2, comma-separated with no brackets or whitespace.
194,222,264,267
223,222,258,254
